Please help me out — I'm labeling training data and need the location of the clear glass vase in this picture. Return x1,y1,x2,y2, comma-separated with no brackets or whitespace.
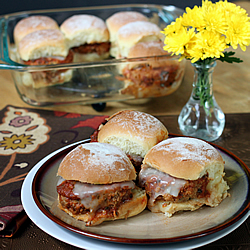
178,60,225,142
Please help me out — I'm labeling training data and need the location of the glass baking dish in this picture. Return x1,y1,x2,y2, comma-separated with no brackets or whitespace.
0,4,185,108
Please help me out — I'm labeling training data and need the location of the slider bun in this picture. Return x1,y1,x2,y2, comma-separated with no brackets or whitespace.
128,41,169,58
121,41,172,70
58,187,147,226
106,11,148,42
14,15,59,44
143,137,224,180
60,14,109,49
21,69,73,88
98,110,168,157
106,11,148,57
57,142,136,184
143,137,229,216
18,29,68,61
117,21,163,58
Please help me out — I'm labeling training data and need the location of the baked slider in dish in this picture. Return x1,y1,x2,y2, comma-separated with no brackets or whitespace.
60,14,110,62
17,29,73,88
105,11,148,57
120,41,185,98
139,137,229,217
116,20,163,59
56,142,147,226
95,110,168,172
14,15,59,45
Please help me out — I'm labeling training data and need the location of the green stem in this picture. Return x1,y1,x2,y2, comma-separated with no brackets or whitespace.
192,60,216,116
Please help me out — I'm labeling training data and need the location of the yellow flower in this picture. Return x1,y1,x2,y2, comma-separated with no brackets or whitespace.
162,0,250,63
187,30,228,62
225,12,250,51
162,16,183,36
216,0,247,18
182,6,206,31
163,26,196,56
0,134,35,150
202,0,228,34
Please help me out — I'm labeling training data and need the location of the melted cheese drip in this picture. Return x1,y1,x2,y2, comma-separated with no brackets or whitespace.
73,181,135,211
139,166,186,204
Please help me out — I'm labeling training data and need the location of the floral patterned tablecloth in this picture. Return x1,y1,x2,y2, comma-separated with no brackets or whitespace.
0,105,107,237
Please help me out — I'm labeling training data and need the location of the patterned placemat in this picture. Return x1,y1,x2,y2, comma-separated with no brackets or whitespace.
0,105,107,237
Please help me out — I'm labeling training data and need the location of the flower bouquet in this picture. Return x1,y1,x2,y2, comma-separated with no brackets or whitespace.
162,0,250,141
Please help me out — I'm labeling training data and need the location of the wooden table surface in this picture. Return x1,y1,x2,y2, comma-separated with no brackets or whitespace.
0,1,250,116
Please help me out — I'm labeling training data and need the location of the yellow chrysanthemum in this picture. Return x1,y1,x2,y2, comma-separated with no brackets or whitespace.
162,17,183,36
202,0,228,34
216,0,247,18
182,6,206,31
187,30,228,62
225,13,250,51
163,26,196,56
162,0,249,62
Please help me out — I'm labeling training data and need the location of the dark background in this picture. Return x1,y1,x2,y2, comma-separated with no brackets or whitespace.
0,0,234,16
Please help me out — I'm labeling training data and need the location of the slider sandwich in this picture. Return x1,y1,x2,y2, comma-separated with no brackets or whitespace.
17,29,73,88
105,11,148,58
139,137,229,217
116,20,163,59
14,15,59,45
56,142,147,226
94,110,168,172
60,15,110,62
120,41,185,98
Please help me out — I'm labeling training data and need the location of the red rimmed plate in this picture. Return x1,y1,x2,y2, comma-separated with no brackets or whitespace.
29,134,250,244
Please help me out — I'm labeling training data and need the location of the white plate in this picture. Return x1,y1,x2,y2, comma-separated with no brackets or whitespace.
21,138,250,249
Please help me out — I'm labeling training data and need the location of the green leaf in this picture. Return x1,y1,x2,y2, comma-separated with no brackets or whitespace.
218,51,243,63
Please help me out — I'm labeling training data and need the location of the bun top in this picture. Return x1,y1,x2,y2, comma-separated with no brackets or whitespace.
14,15,59,44
18,29,68,61
116,21,163,57
60,14,109,48
98,110,168,157
106,11,148,42
57,142,136,184
143,137,224,180
126,41,171,68
128,41,169,58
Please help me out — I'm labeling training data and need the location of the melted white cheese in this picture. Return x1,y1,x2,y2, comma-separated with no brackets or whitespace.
139,166,186,203
73,181,135,211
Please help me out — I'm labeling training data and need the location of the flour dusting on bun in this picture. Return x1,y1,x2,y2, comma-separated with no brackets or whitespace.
57,142,147,226
139,137,229,217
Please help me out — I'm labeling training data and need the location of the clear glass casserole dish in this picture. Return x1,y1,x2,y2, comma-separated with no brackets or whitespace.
0,4,185,108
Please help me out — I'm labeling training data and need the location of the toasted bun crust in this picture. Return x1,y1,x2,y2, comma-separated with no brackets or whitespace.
106,11,148,42
18,29,68,61
127,41,170,66
58,187,147,226
60,15,109,48
98,110,168,157
106,11,148,57
57,142,136,184
14,15,59,44
117,21,163,58
143,137,224,180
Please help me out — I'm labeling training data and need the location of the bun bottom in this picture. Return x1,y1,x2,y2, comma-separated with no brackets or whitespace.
22,69,73,88
58,187,147,226
148,178,229,217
